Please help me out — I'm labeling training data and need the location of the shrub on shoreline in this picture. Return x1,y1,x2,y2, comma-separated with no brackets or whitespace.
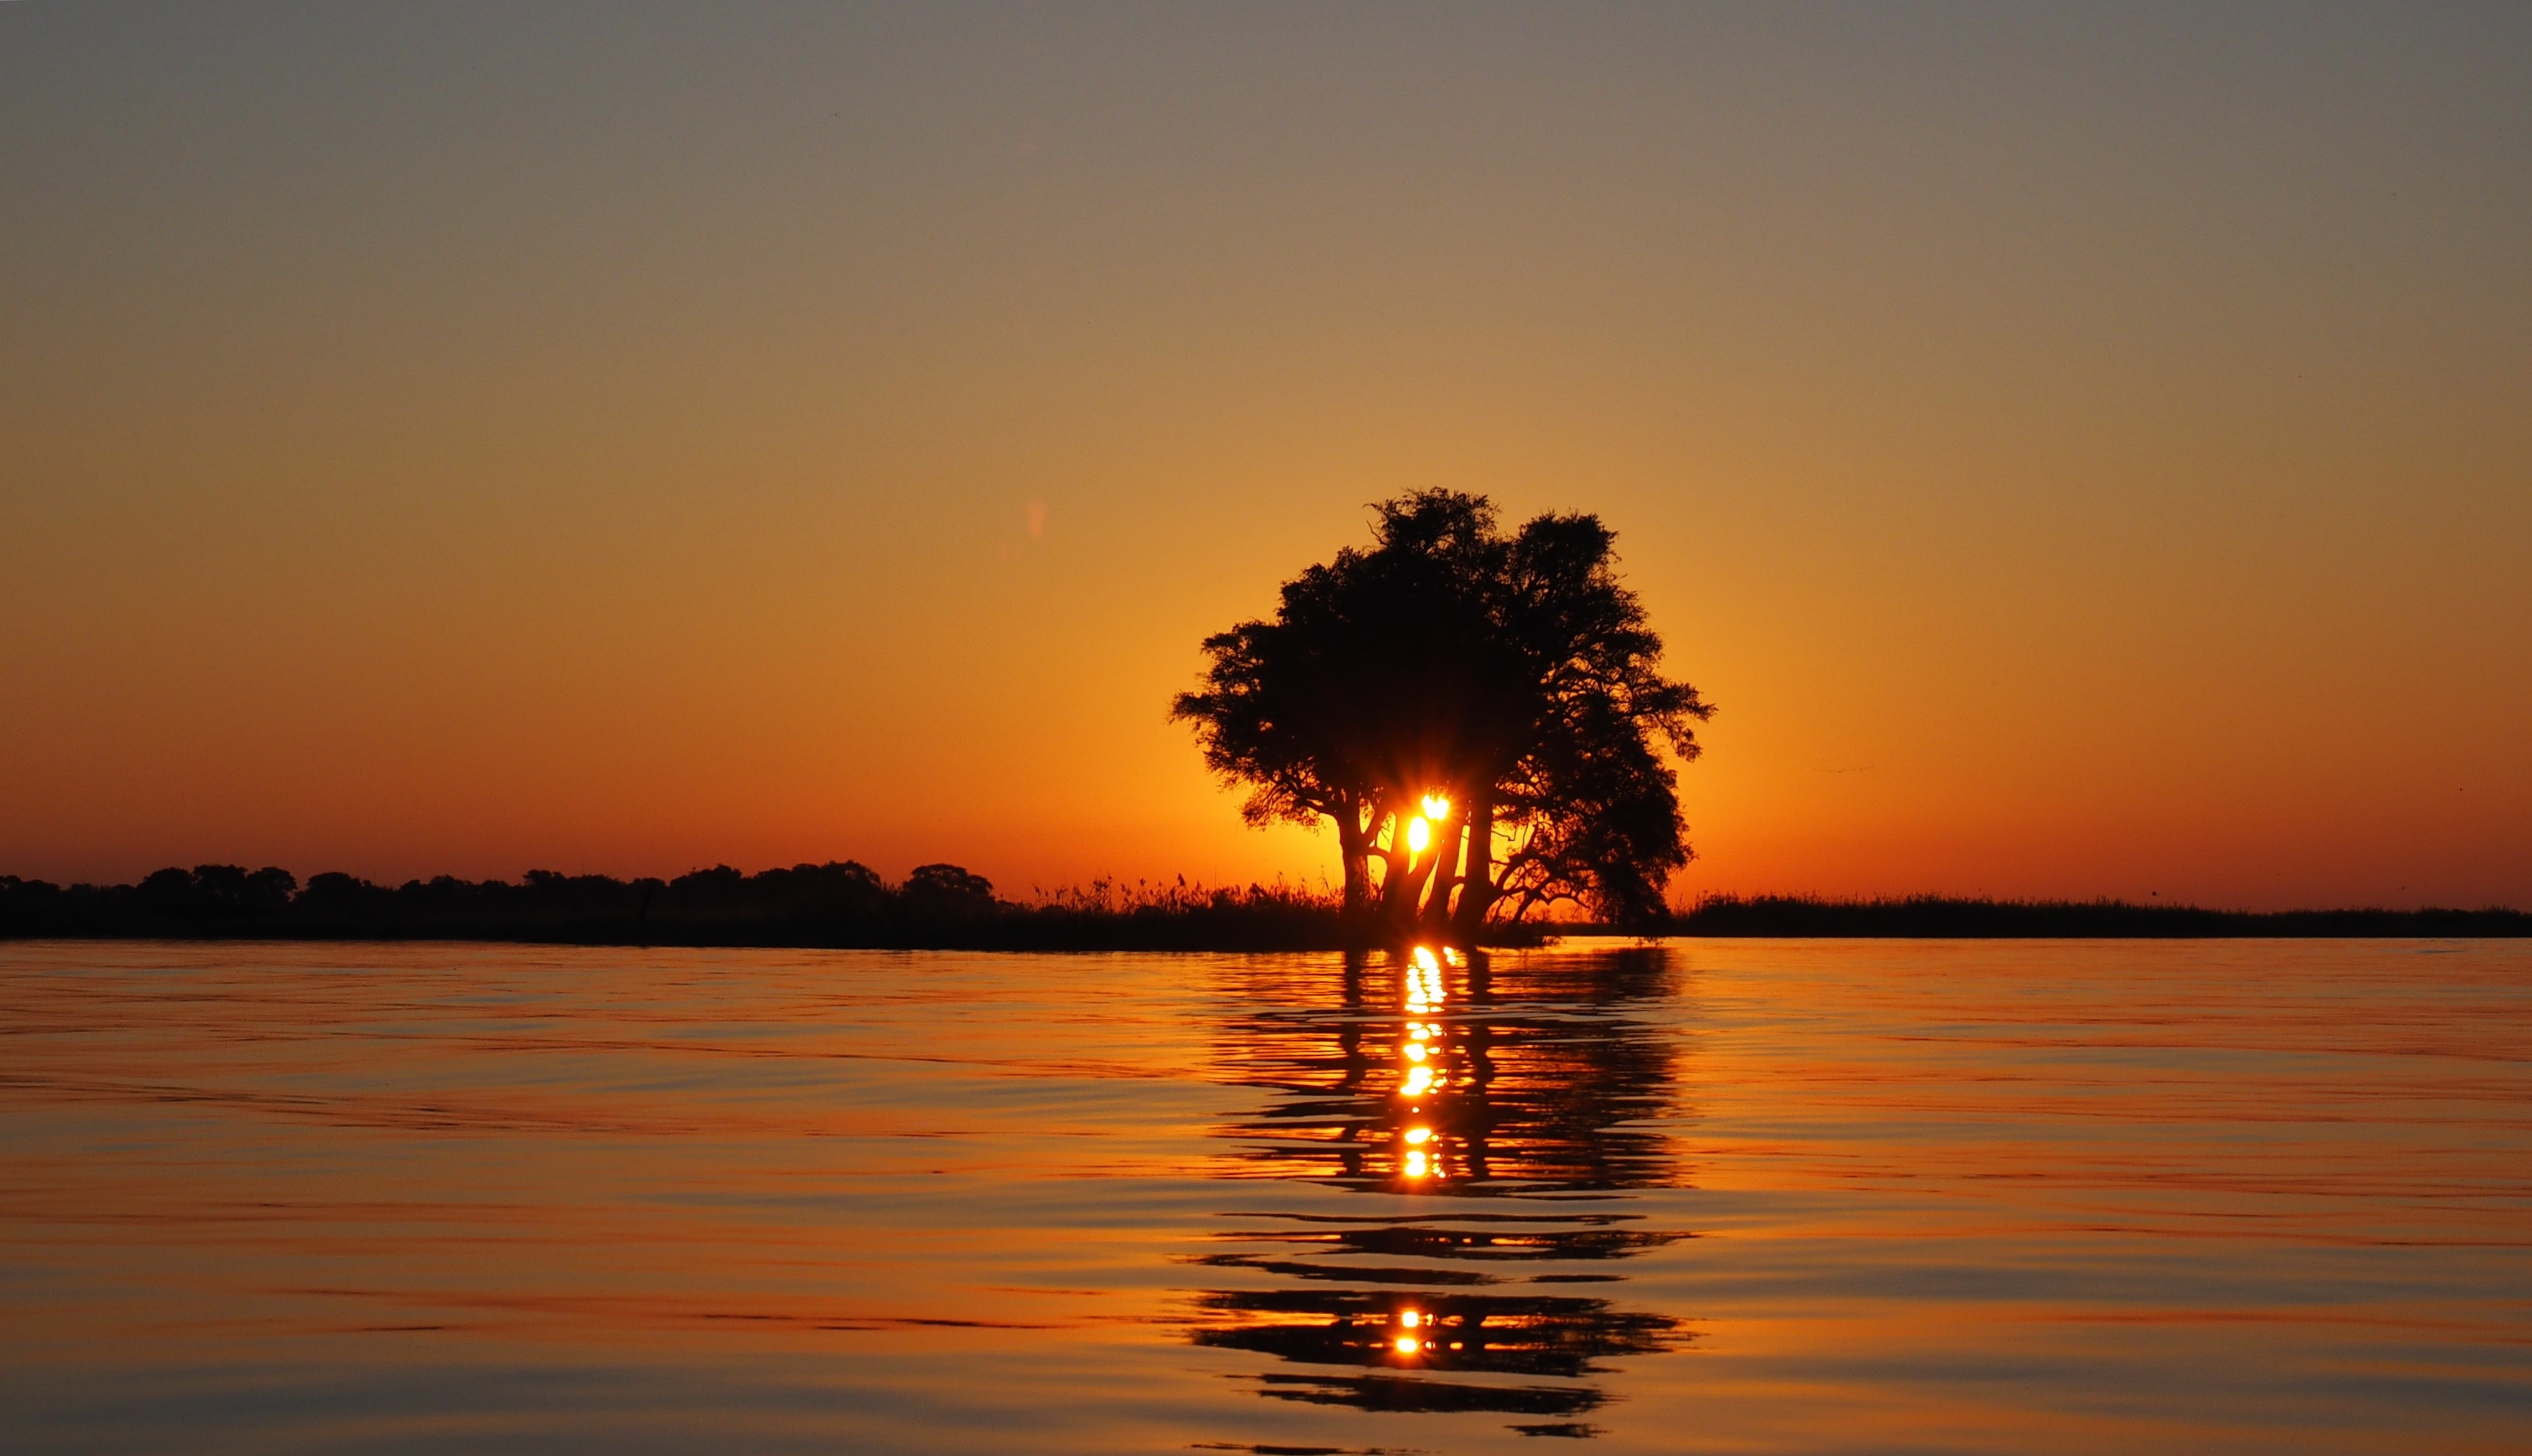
1,870,2522,948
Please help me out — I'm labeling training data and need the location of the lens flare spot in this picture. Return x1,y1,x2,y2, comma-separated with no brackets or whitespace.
1404,1150,1429,1177
1400,1309,1422,1328
1406,818,1432,854
1404,1126,1431,1144
1394,1336,1421,1355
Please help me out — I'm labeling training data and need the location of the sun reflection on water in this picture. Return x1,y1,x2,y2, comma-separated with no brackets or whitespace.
1394,948,1458,1187
1190,944,1690,1437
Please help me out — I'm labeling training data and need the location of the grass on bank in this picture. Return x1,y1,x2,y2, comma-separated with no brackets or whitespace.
2,865,2526,947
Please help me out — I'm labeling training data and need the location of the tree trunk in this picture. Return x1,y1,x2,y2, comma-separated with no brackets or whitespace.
1421,810,1470,937
1384,800,1459,941
1334,794,1373,921
1371,809,1411,925
1388,851,1439,940
1451,791,1497,941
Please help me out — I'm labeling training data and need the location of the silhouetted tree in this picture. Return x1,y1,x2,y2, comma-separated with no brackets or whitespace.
750,861,887,919
1174,492,1709,935
299,872,380,920
671,864,746,902
135,867,199,918
900,863,997,919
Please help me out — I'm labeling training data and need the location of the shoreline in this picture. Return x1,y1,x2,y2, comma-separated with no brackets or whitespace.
2,897,2525,951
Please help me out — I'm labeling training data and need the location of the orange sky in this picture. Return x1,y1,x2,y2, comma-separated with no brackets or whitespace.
3,6,2527,909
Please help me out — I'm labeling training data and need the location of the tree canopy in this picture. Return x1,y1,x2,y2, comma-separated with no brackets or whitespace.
1172,491,1710,937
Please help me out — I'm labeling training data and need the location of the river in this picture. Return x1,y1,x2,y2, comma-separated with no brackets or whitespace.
1,938,2525,1452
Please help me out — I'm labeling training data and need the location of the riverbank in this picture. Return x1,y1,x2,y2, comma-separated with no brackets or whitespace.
3,868,2523,947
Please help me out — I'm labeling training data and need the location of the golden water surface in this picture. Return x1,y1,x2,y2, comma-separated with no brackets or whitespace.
1,938,2525,1452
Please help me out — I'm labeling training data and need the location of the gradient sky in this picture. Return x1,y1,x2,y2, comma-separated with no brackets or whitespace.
4,3,2528,908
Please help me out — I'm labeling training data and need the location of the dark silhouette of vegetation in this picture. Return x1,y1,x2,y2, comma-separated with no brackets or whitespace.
1674,894,2532,938
1174,491,1710,941
0,862,1384,950
0,872,2519,948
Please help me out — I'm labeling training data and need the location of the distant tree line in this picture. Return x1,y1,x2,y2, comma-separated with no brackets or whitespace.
0,862,1373,950
1,869,2519,946
1675,895,2531,938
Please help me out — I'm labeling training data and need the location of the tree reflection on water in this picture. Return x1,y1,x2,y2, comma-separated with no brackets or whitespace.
1187,945,1691,1439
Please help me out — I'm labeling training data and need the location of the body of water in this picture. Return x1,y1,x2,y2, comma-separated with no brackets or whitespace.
1,938,2525,1452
